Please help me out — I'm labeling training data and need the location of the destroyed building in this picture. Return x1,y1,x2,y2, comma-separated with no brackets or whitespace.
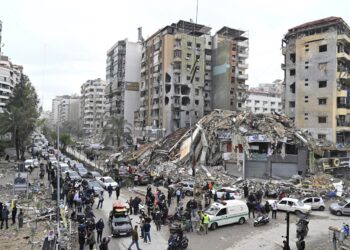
121,110,325,180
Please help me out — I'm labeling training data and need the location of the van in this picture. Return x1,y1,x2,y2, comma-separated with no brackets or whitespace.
205,200,249,230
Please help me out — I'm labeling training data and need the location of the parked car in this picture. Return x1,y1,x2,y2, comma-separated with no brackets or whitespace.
169,181,194,196
24,159,35,171
96,176,119,189
133,174,151,186
84,171,102,179
65,171,82,181
270,198,312,214
330,198,350,216
87,179,104,195
76,165,88,177
59,162,70,174
212,187,242,200
302,197,325,211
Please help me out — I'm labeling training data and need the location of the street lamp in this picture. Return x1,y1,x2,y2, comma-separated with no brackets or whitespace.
56,104,61,248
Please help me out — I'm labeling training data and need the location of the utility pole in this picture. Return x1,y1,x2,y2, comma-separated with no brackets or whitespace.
56,104,60,249
283,212,290,250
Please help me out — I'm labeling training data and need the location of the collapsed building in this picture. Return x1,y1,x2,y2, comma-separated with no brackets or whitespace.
121,110,328,180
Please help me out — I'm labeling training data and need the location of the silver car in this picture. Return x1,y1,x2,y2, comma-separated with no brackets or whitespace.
109,216,132,237
330,198,350,216
302,197,325,211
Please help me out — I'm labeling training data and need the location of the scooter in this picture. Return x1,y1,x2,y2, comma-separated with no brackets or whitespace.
168,231,189,250
253,214,269,227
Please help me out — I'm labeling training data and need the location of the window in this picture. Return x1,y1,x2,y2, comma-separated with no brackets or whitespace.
279,200,287,205
174,50,181,58
290,69,295,76
186,53,191,59
314,198,320,202
319,81,327,88
255,100,260,104
305,61,309,69
195,100,199,105
305,113,308,120
195,77,199,82
186,76,190,80
217,208,227,216
289,101,295,108
186,64,191,70
318,98,327,105
305,82,309,86
196,43,201,49
195,89,199,95
318,134,326,140
304,198,312,203
290,53,296,63
305,96,309,103
196,55,200,60
187,41,192,48
319,62,327,71
318,116,327,123
319,44,327,52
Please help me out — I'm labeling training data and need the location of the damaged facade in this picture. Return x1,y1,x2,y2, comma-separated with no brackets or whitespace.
134,20,249,142
282,16,350,146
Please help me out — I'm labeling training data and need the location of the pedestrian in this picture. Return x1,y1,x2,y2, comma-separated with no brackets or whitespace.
176,189,181,205
155,210,161,231
167,191,172,207
96,218,104,243
1,206,9,229
192,210,200,232
202,213,209,234
271,201,277,219
264,201,270,216
99,236,111,250
129,197,133,215
107,184,113,198
78,231,85,250
128,225,141,250
143,220,151,243
96,191,104,209
243,185,249,198
115,185,120,200
18,209,24,228
87,230,96,250
247,202,255,219
11,204,17,225
213,191,218,202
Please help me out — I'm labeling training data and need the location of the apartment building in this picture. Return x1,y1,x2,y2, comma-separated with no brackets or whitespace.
136,20,213,139
0,56,22,113
105,39,141,132
80,78,106,137
212,27,249,111
246,80,283,114
282,16,350,144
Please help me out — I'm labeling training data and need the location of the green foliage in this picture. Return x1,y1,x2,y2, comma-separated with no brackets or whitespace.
60,134,72,151
0,75,39,159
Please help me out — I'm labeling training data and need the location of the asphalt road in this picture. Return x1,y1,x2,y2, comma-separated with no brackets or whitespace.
89,186,349,250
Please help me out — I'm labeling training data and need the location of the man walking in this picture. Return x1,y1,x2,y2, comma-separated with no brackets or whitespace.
107,184,113,198
11,204,17,225
1,206,9,229
96,218,104,243
96,191,104,209
271,201,277,219
128,225,141,250
176,189,181,205
167,191,172,207
115,185,120,200
202,212,209,235
143,220,151,243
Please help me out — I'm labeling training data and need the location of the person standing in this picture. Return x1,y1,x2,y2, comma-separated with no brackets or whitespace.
1,206,9,229
18,209,24,228
129,197,133,215
96,218,104,243
78,231,85,250
272,201,277,219
11,204,17,225
296,236,305,250
115,185,120,200
202,213,209,235
264,201,271,216
176,189,181,205
87,230,96,250
155,211,161,231
192,211,200,232
99,236,111,250
128,225,141,250
167,191,172,207
107,184,113,198
96,191,104,209
143,221,151,243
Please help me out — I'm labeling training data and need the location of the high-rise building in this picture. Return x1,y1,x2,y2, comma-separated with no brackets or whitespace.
136,20,213,139
212,27,249,111
0,56,23,113
282,16,350,144
80,78,106,138
245,80,283,114
105,39,141,133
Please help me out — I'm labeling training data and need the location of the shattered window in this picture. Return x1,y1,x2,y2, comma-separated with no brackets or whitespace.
285,144,298,155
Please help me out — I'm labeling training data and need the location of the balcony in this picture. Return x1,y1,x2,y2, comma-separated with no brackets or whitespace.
238,52,248,58
205,65,211,71
205,55,211,61
338,34,350,44
173,68,181,74
281,63,286,70
337,121,350,127
337,71,350,79
205,75,211,80
238,63,248,69
237,73,248,80
282,47,287,55
237,41,249,48
337,52,350,61
174,56,181,62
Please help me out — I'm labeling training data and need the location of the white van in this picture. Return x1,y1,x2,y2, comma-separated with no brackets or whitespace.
205,200,249,230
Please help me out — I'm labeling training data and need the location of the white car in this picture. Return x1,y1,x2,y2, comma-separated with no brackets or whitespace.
58,162,70,174
96,176,119,189
24,159,34,171
302,197,325,211
270,198,312,214
212,187,242,200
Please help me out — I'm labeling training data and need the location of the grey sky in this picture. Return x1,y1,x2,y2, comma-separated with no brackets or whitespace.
1,0,348,110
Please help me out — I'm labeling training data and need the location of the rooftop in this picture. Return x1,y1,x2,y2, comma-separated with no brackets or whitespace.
288,16,344,33
216,26,247,40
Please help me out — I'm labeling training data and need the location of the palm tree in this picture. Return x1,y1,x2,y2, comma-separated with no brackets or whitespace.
102,117,133,147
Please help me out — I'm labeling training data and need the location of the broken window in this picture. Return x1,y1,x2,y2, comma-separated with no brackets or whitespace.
289,53,296,63
319,62,327,71
290,82,295,93
285,144,298,155
289,101,295,108
182,96,190,105
319,44,327,52
195,100,199,105
165,73,171,83
290,69,295,76
165,84,171,93
238,103,242,108
318,116,327,123
186,76,191,80
196,43,201,49
181,85,190,95
187,41,192,48
165,96,169,105
319,81,327,88
195,88,199,96
318,134,326,140
318,98,327,105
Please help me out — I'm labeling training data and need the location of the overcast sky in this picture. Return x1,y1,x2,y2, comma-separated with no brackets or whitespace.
1,0,349,110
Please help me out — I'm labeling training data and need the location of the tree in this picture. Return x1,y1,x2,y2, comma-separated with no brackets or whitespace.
102,117,133,147
59,134,72,152
0,75,39,159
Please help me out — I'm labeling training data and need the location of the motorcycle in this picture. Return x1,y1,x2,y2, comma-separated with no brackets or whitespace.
253,214,269,227
168,232,189,250
296,216,309,239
